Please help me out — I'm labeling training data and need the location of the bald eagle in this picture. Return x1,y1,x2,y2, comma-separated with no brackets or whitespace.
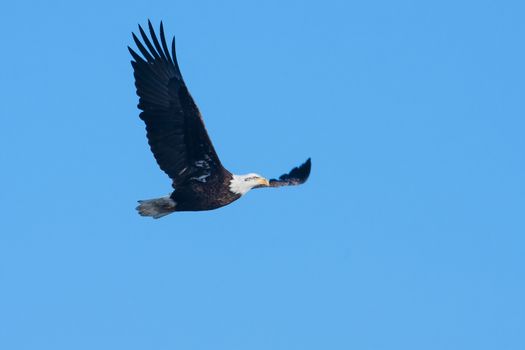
129,21,311,218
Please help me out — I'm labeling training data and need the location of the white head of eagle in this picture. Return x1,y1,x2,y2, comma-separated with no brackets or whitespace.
229,174,270,195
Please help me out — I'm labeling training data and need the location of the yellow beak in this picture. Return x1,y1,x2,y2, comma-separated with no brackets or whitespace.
257,178,270,187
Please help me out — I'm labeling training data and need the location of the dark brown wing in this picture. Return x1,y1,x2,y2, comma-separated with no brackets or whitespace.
269,158,311,187
129,21,224,188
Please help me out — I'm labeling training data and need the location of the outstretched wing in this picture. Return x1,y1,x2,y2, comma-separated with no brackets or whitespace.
129,21,224,188
269,158,312,187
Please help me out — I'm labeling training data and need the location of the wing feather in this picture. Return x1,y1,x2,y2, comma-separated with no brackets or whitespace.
129,22,224,187
269,158,312,187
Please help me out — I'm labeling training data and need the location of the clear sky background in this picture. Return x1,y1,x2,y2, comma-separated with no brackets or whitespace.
1,1,524,349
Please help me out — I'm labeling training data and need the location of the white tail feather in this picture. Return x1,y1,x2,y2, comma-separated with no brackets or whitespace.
136,196,176,219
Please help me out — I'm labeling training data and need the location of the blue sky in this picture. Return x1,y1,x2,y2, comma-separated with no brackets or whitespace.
1,0,524,349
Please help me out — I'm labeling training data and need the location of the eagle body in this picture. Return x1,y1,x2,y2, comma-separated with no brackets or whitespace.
170,171,241,212
129,21,311,218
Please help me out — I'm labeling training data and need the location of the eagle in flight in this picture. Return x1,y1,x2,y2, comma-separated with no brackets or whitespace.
129,21,311,218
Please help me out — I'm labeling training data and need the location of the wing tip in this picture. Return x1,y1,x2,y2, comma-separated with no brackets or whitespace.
304,157,312,170
299,157,312,183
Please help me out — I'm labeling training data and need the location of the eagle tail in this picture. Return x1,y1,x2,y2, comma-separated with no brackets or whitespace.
136,196,176,219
